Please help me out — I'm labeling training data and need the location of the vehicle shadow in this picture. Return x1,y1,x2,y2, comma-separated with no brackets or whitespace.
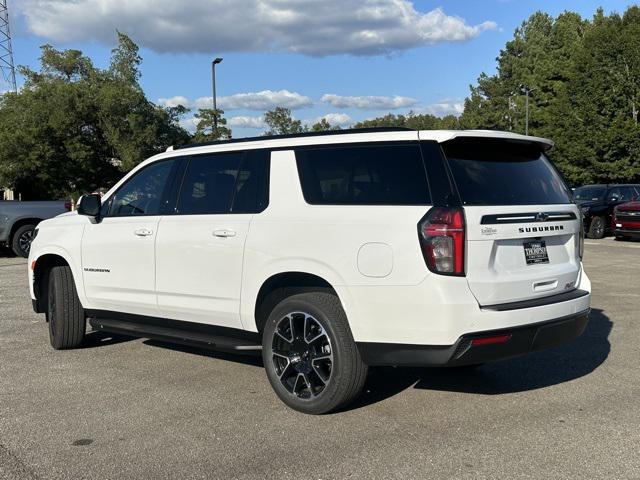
81,330,137,348
346,308,611,411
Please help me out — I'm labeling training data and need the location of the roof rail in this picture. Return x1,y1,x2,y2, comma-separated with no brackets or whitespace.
174,127,415,150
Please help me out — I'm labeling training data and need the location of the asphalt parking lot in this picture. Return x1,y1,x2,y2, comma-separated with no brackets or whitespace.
1,239,639,480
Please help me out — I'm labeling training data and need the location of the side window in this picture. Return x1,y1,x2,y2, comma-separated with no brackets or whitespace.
295,144,430,205
107,160,175,216
176,150,269,215
231,150,269,213
177,152,242,214
621,186,637,201
608,187,623,202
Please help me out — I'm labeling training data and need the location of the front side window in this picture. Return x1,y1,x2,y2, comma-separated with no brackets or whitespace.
107,160,175,216
295,144,430,205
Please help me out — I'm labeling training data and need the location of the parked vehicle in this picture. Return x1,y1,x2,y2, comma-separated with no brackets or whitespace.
27,128,591,414
613,201,640,240
0,200,71,257
574,184,640,239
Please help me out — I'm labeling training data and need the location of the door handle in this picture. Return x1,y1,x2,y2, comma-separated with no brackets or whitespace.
213,229,236,238
134,228,154,237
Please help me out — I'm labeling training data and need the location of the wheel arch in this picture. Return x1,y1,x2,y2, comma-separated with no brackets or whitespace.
252,271,350,334
9,217,42,241
31,251,85,314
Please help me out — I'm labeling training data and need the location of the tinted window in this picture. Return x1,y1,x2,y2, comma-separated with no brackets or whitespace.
574,186,606,201
177,150,268,215
443,139,571,205
295,144,430,205
231,151,269,213
610,186,638,202
107,160,174,216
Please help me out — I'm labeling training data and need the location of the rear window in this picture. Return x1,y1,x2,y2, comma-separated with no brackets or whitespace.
443,139,571,205
295,143,430,205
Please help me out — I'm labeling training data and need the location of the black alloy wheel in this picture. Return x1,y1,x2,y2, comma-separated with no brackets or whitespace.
271,312,333,399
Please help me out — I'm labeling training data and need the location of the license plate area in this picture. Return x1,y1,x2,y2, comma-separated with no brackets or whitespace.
523,240,549,265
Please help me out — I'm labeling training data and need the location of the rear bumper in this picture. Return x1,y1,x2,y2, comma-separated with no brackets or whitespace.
357,309,590,367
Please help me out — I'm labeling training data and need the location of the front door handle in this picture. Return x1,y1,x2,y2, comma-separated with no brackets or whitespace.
213,229,236,238
134,228,154,237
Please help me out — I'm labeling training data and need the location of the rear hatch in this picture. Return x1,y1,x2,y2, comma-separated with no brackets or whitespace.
441,137,581,306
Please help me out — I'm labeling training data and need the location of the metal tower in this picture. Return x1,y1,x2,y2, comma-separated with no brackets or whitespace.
0,0,17,92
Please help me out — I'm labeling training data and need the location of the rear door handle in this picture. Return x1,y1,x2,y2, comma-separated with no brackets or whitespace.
213,229,236,238
134,228,154,237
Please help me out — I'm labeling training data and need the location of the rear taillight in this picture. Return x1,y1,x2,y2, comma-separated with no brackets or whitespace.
418,207,465,276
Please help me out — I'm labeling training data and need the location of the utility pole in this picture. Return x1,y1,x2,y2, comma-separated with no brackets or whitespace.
0,0,16,200
212,57,223,135
525,88,529,136
0,0,17,93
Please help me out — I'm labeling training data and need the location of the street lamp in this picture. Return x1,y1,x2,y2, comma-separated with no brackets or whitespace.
212,57,223,134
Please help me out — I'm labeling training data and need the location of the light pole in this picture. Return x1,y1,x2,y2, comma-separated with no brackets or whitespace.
212,57,223,134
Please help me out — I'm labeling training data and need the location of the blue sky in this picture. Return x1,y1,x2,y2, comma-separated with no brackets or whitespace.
6,0,637,137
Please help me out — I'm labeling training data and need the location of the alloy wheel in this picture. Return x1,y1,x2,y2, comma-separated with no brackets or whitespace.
18,229,34,255
270,312,333,399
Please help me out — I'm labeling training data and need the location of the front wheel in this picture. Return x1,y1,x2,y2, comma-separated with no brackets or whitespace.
262,292,368,414
587,216,606,239
47,266,86,349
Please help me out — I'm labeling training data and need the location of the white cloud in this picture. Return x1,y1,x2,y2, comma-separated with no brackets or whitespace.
219,90,312,110
157,96,190,108
228,116,265,128
159,90,312,111
321,94,418,110
421,99,464,117
179,117,199,133
308,113,353,127
17,1,496,56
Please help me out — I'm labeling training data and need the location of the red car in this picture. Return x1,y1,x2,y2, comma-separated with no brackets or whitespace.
613,201,640,240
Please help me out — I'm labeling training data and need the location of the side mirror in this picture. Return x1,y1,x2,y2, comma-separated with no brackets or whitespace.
77,193,101,218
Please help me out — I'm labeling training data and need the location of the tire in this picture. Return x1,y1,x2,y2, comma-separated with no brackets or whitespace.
47,266,86,349
11,224,36,257
587,216,606,239
262,292,368,414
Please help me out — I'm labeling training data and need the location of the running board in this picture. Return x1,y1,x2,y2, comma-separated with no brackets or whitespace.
88,316,262,354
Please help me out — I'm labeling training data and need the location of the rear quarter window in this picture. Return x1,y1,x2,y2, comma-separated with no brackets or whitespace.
443,139,571,205
295,143,431,205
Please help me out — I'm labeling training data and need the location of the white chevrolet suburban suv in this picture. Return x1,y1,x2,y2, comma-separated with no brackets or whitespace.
28,128,591,414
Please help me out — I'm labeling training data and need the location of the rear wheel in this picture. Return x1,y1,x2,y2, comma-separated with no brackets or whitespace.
11,224,36,257
587,216,605,239
262,292,368,414
47,266,86,349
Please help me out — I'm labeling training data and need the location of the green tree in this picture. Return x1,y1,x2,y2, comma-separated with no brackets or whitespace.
459,8,640,184
310,118,341,132
352,111,458,130
192,108,232,142
0,33,189,199
263,107,306,135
